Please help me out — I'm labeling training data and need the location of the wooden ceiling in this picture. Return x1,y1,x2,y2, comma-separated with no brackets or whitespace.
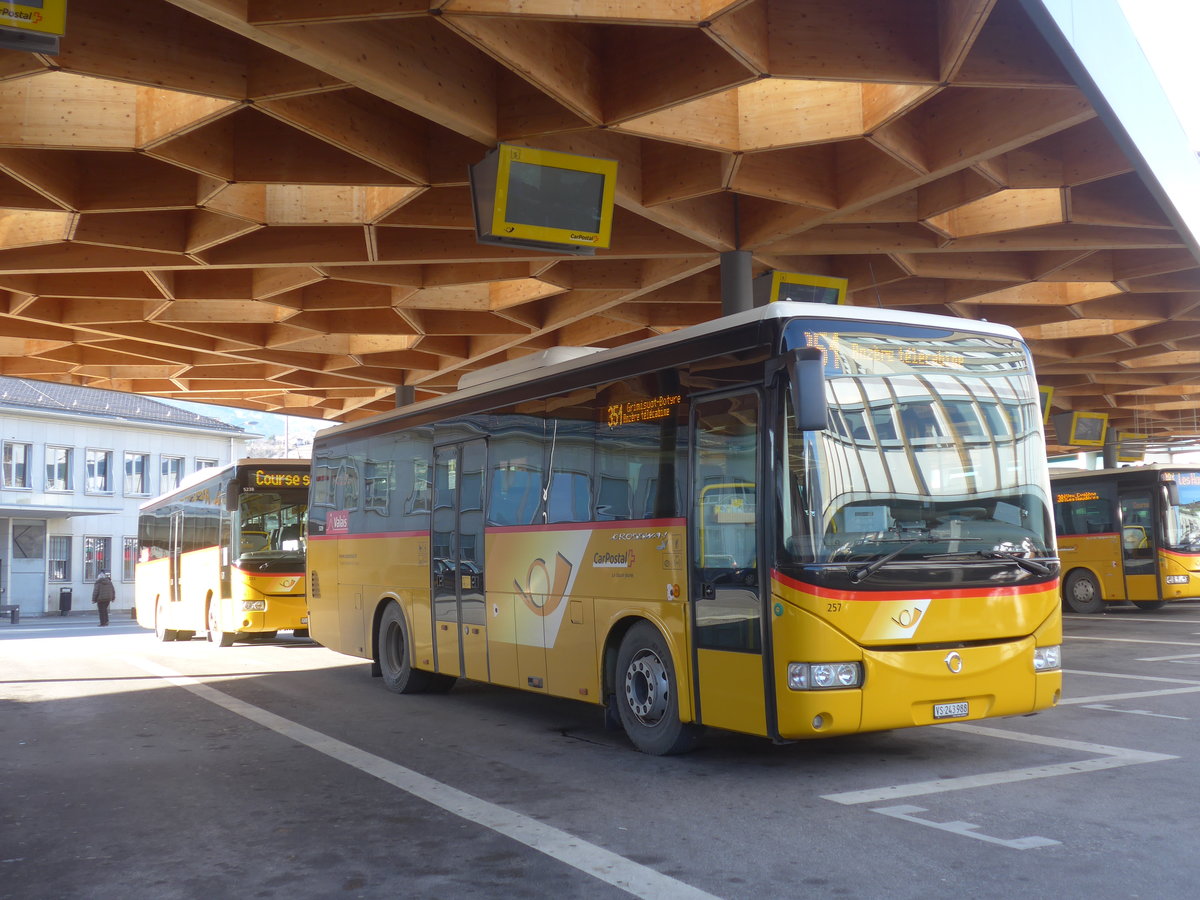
1,0,1199,449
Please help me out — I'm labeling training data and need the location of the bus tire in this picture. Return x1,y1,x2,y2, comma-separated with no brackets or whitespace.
378,602,441,694
1132,600,1167,610
1063,570,1104,614
615,621,701,755
155,599,177,643
207,604,236,647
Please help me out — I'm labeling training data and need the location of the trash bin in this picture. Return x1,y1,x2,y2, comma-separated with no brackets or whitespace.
58,587,72,616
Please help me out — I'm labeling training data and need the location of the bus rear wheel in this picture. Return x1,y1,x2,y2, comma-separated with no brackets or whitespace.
615,622,701,755
1132,600,1167,610
1063,570,1105,614
207,604,236,647
378,602,452,694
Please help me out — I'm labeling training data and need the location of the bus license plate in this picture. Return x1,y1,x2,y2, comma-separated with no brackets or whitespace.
934,701,969,719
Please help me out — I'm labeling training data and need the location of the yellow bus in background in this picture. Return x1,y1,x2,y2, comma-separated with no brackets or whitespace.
307,303,1062,754
1052,465,1200,613
136,459,310,646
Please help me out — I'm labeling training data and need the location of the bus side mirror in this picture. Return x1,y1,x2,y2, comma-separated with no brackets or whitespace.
1166,482,1180,506
224,481,240,512
787,348,828,432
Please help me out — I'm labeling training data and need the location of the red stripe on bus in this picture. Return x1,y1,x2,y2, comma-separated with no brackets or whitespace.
308,530,426,541
771,569,1057,601
485,518,685,534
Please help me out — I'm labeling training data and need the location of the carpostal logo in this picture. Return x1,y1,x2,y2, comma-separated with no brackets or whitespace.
594,550,634,569
1,9,42,24
515,552,574,618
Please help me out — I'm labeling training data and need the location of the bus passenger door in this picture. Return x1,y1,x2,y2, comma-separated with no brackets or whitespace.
431,441,488,681
690,392,768,737
1119,489,1159,602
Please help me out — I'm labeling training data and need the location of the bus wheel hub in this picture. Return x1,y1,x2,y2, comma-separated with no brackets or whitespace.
625,650,669,724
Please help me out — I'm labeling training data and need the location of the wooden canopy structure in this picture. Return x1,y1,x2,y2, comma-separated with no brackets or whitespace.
1,0,1198,451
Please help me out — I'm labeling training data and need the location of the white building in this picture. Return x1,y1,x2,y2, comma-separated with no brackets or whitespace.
0,378,250,618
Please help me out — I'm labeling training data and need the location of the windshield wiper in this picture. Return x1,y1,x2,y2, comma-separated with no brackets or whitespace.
847,540,930,583
979,550,1051,576
926,549,1052,576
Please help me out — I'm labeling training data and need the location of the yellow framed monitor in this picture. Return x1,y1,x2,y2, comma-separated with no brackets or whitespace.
1052,411,1108,447
0,1,67,35
470,143,618,256
753,271,848,306
1039,385,1054,424
1114,432,1147,463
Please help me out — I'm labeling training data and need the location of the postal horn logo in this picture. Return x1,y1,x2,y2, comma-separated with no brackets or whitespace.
514,552,573,617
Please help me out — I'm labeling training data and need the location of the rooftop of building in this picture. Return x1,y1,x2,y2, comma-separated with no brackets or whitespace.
0,377,244,434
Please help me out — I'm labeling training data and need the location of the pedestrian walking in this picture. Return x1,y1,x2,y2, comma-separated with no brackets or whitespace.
91,572,115,626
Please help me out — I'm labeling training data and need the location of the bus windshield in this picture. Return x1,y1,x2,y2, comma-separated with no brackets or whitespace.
237,489,307,569
1163,472,1200,550
780,322,1053,570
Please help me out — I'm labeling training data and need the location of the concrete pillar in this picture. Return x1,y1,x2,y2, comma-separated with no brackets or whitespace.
720,250,753,316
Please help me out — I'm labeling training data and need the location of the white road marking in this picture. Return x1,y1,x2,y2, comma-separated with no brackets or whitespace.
870,805,1060,849
1063,615,1200,625
821,723,1176,806
1066,668,1200,684
1059,686,1200,705
1081,704,1187,720
1066,636,1200,647
1137,652,1200,662
129,658,718,900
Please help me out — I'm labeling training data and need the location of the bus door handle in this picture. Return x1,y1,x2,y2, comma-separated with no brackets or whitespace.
701,583,715,600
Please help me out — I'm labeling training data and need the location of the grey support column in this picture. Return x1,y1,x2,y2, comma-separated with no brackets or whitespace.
720,250,754,316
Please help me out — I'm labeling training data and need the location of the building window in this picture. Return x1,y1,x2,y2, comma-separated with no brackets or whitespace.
122,536,137,581
49,536,72,581
125,452,150,495
195,458,218,472
86,449,113,493
161,456,184,491
84,536,112,581
3,442,32,488
46,446,73,491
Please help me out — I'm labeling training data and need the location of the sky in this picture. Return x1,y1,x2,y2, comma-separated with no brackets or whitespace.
1119,0,1200,151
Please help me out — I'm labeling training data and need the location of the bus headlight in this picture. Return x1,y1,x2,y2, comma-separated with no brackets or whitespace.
788,662,862,690
1166,575,1189,584
1033,645,1061,671
242,600,268,611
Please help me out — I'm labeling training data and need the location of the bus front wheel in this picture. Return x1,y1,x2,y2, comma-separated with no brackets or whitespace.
155,599,178,643
378,602,453,694
615,622,701,755
207,603,236,647
1063,570,1105,614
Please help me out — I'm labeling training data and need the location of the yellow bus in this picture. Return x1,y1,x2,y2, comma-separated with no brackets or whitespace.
136,459,310,646
307,302,1062,754
1052,465,1200,613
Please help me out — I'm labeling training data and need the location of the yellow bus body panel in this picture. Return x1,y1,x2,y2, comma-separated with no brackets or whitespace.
308,528,1061,741
771,574,1062,739
696,648,768,736
136,546,306,636
1055,534,1122,603
1160,550,1200,599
